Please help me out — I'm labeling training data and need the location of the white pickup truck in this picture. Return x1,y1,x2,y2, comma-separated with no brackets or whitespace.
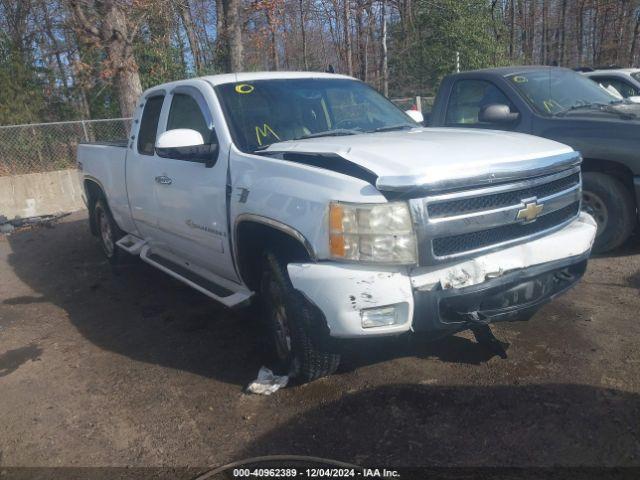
78,72,597,382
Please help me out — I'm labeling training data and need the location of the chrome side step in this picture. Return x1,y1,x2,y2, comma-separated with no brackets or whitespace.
139,246,252,307
116,234,147,255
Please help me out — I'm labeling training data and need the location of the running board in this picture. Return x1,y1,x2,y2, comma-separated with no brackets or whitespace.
139,246,251,307
116,234,147,255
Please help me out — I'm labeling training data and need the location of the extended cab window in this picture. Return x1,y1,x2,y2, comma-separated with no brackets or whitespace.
137,95,164,155
214,78,415,152
446,79,514,125
166,93,213,142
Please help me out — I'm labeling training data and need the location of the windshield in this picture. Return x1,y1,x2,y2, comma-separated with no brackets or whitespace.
506,69,619,115
632,72,640,83
214,78,416,152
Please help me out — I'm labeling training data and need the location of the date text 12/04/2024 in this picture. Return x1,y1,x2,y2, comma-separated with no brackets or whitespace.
232,468,400,478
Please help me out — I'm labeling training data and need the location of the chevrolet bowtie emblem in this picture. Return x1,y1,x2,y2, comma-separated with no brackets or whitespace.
516,201,544,222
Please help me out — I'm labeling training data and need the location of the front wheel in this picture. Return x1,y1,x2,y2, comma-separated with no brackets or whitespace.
581,172,636,254
260,252,340,382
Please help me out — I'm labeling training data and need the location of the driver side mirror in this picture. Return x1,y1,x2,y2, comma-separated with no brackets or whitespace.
155,128,219,168
478,104,520,124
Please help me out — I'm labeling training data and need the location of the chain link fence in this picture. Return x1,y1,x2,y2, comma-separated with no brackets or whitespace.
0,118,132,177
0,98,432,177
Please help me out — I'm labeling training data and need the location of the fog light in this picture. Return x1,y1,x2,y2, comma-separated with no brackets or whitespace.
361,304,407,328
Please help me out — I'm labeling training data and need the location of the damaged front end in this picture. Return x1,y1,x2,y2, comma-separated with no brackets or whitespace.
412,253,588,333
287,212,597,340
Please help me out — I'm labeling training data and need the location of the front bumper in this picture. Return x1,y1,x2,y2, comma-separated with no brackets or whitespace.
287,212,597,338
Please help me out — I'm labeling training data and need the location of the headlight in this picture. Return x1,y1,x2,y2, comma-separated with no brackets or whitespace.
329,201,417,264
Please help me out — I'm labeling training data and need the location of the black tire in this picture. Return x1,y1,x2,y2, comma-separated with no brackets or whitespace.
582,172,636,254
260,251,340,382
94,197,124,265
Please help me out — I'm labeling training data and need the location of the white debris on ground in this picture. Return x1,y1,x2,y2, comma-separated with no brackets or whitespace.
246,366,289,395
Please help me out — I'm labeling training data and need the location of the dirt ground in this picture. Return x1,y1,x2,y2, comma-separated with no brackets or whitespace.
1,210,639,469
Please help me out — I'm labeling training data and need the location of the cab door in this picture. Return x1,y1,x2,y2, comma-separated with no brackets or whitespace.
443,78,526,132
126,92,166,241
150,85,238,282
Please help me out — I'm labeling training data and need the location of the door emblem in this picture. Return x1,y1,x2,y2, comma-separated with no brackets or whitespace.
516,200,544,222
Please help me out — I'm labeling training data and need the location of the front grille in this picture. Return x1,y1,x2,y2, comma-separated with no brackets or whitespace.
428,172,580,218
432,202,580,257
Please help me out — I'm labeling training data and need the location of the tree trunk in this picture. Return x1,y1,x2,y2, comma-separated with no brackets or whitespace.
577,1,585,65
559,0,567,65
101,2,142,118
225,0,243,71
343,0,353,76
630,10,640,66
68,0,142,118
266,10,280,70
381,0,388,97
509,0,515,59
177,0,203,73
299,0,308,70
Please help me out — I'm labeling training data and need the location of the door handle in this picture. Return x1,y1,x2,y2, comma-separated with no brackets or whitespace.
155,175,172,185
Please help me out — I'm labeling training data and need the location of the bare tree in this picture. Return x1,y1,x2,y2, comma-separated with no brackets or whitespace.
381,0,388,96
299,0,308,69
67,0,143,117
176,0,203,73
343,0,353,75
224,0,243,71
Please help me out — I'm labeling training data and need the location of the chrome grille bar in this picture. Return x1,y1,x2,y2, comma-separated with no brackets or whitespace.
411,166,582,265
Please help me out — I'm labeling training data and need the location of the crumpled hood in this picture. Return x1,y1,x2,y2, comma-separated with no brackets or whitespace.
264,128,577,192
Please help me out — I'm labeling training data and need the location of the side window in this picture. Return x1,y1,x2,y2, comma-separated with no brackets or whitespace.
446,80,515,125
137,95,164,155
166,93,213,142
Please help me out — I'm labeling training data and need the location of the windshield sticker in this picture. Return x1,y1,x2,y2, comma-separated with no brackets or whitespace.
512,75,528,83
235,83,254,94
255,123,280,145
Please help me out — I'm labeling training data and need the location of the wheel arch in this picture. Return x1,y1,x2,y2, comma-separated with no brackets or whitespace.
234,215,316,291
84,178,106,236
581,158,636,202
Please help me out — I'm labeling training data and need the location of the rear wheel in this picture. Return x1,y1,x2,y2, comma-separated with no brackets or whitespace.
260,252,340,382
94,198,124,265
581,172,636,253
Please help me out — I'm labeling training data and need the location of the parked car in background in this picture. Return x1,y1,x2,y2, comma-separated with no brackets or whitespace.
579,67,640,103
429,66,640,253
77,72,596,382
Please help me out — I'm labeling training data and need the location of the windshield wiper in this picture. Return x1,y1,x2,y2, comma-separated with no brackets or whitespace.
295,128,362,140
554,102,605,116
370,124,416,133
253,143,273,152
555,101,637,119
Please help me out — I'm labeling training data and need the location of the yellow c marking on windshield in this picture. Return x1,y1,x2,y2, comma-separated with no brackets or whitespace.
235,83,254,94
255,123,280,145
512,75,527,83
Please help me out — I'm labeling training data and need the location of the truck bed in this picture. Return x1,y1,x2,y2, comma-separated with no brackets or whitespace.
77,142,135,233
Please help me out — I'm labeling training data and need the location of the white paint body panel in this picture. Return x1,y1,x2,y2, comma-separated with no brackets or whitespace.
77,143,137,235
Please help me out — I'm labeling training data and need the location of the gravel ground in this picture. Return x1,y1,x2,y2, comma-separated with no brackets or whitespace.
1,211,639,468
